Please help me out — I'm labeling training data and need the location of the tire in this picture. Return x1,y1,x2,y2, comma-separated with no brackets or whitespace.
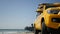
51,30,60,34
34,28,39,34
41,22,50,34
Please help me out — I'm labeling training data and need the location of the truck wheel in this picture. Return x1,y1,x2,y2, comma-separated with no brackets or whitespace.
34,28,39,34
41,22,50,34
51,30,60,34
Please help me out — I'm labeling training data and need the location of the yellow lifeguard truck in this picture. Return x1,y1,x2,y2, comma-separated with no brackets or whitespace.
34,3,60,34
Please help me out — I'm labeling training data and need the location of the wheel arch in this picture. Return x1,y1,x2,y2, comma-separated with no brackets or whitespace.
41,18,44,23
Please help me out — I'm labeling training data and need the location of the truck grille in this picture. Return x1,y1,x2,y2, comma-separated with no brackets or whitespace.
52,18,60,23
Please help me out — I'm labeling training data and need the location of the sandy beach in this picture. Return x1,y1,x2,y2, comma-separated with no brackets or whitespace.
18,32,34,34
0,32,34,34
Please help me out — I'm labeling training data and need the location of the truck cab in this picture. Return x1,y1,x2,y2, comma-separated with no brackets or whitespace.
34,3,60,34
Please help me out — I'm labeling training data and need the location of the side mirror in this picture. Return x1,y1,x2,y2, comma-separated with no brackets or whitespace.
36,9,43,13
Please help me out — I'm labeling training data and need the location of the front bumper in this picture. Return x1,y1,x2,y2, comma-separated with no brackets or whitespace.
45,14,60,29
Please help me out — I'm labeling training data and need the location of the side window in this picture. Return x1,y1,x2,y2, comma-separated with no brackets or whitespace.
36,5,43,17
36,12,41,17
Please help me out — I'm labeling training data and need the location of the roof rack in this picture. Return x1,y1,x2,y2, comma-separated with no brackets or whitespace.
39,3,60,6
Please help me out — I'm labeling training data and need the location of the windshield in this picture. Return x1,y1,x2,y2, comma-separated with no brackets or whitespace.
46,5,60,9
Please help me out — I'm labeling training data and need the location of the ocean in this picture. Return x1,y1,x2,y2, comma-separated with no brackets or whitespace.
0,29,31,34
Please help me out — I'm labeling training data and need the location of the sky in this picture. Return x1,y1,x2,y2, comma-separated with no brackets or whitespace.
0,0,60,29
